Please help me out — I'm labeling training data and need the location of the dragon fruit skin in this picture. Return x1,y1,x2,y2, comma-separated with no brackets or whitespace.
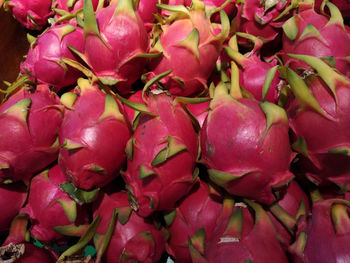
1,214,58,263
0,85,63,184
289,199,350,263
20,165,89,244
0,243,57,263
58,79,131,190
185,99,210,128
0,182,27,233
286,54,350,189
200,82,295,205
53,0,100,13
82,0,149,94
189,199,289,263
20,24,84,92
122,92,199,217
281,2,350,77
236,0,292,42
267,180,310,249
224,34,281,103
315,0,350,19
165,180,223,263
146,1,230,97
92,191,167,263
4,0,53,30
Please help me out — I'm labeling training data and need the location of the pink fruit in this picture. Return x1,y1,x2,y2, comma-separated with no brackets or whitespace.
281,2,350,77
0,85,64,184
289,199,350,263
1,214,57,263
20,165,89,244
58,78,131,191
4,0,53,30
53,0,100,13
0,182,27,233
82,0,149,94
267,180,310,249
121,90,199,217
235,0,292,42
224,33,281,103
188,198,288,262
200,80,295,205
165,180,223,263
92,191,167,263
145,0,230,96
314,0,350,19
185,98,210,128
286,54,350,190
20,24,84,92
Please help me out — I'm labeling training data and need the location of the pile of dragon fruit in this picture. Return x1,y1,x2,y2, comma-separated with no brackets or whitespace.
1,0,350,262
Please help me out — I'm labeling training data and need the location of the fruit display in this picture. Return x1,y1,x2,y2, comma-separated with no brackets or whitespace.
0,0,350,262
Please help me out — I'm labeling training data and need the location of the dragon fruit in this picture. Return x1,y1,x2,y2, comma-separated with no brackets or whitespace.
3,0,53,30
0,84,63,184
1,214,57,263
20,24,84,92
145,0,230,96
20,165,89,244
58,78,131,191
224,33,281,103
281,1,350,77
315,0,350,19
200,76,295,205
267,180,310,249
80,0,150,94
188,198,289,262
286,54,350,191
164,180,223,263
185,98,210,128
53,0,100,14
92,191,167,263
235,0,292,42
289,198,350,263
0,182,27,233
120,88,199,217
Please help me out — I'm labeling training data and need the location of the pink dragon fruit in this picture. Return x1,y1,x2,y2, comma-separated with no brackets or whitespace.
315,0,350,19
92,191,167,263
289,198,350,263
80,0,150,94
235,0,292,42
164,180,223,263
188,198,289,262
20,165,89,245
20,24,84,92
53,0,100,14
200,77,295,205
3,0,53,30
224,33,281,103
281,1,350,77
0,84,63,184
145,0,230,96
286,54,350,191
58,78,131,191
1,214,57,263
110,0,159,31
185,98,210,128
267,180,310,249
0,182,27,233
120,87,200,217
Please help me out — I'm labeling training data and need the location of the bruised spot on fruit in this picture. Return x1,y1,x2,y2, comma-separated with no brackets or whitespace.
206,142,215,156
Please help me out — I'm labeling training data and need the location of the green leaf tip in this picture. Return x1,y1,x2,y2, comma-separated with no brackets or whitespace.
151,136,187,166
177,28,200,60
286,67,328,118
99,94,124,122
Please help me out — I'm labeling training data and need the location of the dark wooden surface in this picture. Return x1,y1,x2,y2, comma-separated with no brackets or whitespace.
0,8,29,92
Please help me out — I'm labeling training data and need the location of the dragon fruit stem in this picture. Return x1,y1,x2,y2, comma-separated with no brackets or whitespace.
230,61,242,99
